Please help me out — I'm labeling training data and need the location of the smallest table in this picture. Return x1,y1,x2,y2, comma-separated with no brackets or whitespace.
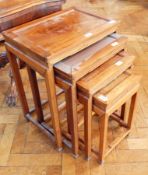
3,8,118,154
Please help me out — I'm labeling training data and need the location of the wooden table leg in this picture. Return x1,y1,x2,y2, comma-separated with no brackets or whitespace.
27,66,44,123
127,93,138,129
99,114,108,164
6,50,29,116
65,83,79,158
45,68,62,151
83,96,92,160
55,76,79,156
121,100,130,123
78,93,92,160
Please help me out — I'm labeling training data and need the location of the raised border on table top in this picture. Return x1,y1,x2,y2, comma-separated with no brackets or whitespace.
3,7,116,35
2,7,118,65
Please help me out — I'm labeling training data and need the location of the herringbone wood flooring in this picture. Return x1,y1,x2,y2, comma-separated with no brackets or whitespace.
0,0,148,174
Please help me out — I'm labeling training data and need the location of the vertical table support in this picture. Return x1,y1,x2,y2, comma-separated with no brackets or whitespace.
65,83,79,158
45,67,62,151
6,45,63,151
99,113,108,164
77,93,92,160
121,100,130,123
27,66,44,123
55,76,79,157
127,93,138,129
6,50,29,116
83,96,92,160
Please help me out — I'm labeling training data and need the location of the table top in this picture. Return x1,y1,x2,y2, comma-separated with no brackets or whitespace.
3,8,118,65
77,51,135,95
93,74,140,109
54,33,126,80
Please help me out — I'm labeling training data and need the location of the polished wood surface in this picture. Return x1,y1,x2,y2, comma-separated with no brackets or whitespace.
0,0,148,174
54,34,127,157
94,74,140,163
93,74,141,113
3,7,119,157
76,46,137,161
77,51,134,94
54,33,127,81
3,8,118,64
78,69,140,162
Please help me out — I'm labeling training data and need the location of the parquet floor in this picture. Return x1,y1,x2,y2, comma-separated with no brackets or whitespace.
0,0,148,174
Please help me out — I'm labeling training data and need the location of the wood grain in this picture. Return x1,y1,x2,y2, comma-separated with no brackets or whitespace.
0,124,17,166
0,0,148,174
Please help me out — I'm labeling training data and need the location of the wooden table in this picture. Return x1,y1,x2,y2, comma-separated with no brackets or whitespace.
3,8,118,155
54,33,127,156
0,0,65,106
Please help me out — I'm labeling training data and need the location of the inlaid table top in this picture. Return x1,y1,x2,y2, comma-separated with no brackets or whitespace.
3,8,118,65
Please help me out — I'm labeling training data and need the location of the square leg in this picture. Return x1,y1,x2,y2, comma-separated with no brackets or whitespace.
7,50,29,115
45,69,63,151
55,75,79,157
27,66,44,123
64,84,79,158
79,94,92,160
98,113,108,164
127,93,138,129
120,100,130,123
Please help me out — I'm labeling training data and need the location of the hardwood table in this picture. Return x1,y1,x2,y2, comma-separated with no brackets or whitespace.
54,33,127,155
3,8,118,154
76,51,134,160
0,0,64,106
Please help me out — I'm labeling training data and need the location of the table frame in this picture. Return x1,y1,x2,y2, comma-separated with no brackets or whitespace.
3,8,119,157
6,42,63,151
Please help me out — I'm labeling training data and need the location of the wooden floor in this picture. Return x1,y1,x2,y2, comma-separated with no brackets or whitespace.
0,0,148,174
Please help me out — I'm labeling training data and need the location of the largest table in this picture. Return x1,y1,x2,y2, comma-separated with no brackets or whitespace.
3,8,118,155
0,0,65,107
